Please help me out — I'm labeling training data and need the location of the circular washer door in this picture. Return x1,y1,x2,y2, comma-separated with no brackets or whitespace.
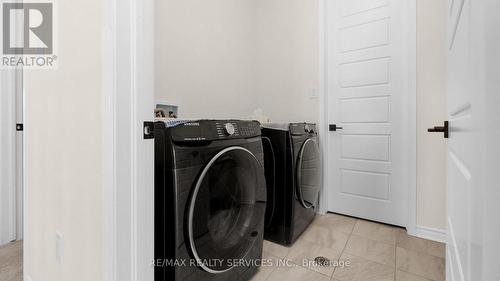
296,138,320,209
187,146,266,274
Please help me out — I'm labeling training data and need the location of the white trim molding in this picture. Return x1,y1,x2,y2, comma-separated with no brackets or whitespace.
414,225,446,243
317,0,328,216
103,0,155,280
0,70,17,246
102,0,117,280
406,0,418,237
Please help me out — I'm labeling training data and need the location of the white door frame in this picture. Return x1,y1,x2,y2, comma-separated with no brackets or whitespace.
0,70,17,246
102,0,155,280
318,0,417,235
15,70,23,241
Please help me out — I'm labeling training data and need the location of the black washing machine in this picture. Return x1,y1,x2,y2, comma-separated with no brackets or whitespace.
262,123,320,246
154,120,267,281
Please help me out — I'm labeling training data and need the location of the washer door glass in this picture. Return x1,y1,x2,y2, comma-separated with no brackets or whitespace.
296,138,320,209
187,147,265,274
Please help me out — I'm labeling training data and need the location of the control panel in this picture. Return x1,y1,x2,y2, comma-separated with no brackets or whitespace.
169,120,261,142
290,123,317,136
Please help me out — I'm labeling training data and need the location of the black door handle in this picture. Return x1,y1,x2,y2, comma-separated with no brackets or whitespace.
428,121,449,138
329,124,343,132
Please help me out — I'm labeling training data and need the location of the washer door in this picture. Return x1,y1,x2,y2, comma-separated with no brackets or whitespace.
296,138,320,209
187,146,265,274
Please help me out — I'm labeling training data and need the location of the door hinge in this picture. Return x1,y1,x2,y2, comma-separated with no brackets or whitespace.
16,123,23,131
143,122,155,139
428,121,449,138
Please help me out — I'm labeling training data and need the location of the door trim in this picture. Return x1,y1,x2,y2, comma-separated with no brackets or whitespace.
102,0,155,280
415,225,446,244
0,70,17,246
318,0,417,234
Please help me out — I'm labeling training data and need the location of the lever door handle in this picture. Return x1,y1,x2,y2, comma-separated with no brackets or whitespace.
428,121,449,138
329,124,343,132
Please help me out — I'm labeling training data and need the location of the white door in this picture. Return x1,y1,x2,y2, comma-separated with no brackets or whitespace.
326,0,411,226
445,0,500,280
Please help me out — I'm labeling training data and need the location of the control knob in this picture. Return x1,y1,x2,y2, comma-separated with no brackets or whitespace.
224,123,235,136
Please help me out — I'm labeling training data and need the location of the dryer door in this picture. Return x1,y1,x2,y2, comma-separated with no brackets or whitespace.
262,137,276,228
186,146,266,274
296,138,321,209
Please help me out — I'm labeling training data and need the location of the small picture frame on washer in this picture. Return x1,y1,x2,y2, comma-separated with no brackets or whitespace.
155,101,179,119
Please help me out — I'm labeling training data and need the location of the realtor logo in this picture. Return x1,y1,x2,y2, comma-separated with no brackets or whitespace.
1,1,57,69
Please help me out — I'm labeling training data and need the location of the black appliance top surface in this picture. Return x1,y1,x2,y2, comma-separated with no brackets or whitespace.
265,122,317,136
157,120,262,142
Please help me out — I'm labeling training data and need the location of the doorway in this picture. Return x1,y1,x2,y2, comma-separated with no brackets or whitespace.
0,68,24,279
322,0,416,228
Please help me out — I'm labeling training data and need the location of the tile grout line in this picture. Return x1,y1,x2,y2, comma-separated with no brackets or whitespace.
394,230,444,281
261,251,284,281
394,233,397,281
337,222,398,279
264,216,444,281
331,219,358,279
279,218,359,279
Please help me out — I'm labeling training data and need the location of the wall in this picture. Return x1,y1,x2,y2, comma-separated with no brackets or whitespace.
24,0,103,280
254,0,319,123
155,0,320,123
155,0,258,119
416,0,447,230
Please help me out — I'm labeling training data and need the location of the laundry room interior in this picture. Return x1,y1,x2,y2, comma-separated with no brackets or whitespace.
151,0,446,280
154,0,320,123
4,0,499,281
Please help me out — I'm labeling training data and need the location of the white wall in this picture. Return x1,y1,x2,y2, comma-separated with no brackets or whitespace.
254,0,319,123
416,0,447,230
24,0,103,280
155,0,320,123
155,0,258,119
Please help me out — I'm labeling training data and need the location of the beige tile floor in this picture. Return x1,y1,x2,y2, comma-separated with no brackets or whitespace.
0,214,445,281
253,213,445,281
0,240,22,281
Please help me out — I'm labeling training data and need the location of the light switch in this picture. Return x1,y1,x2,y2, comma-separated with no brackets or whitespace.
310,88,319,99
55,232,63,264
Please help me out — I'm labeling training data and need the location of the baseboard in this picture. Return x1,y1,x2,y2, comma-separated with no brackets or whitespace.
414,225,446,243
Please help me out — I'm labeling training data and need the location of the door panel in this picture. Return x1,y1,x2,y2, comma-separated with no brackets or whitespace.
327,0,409,226
340,19,389,52
340,96,390,123
483,2,500,280
446,0,472,280
340,170,390,200
340,0,389,17
339,58,390,87
447,1,500,280
341,134,390,161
